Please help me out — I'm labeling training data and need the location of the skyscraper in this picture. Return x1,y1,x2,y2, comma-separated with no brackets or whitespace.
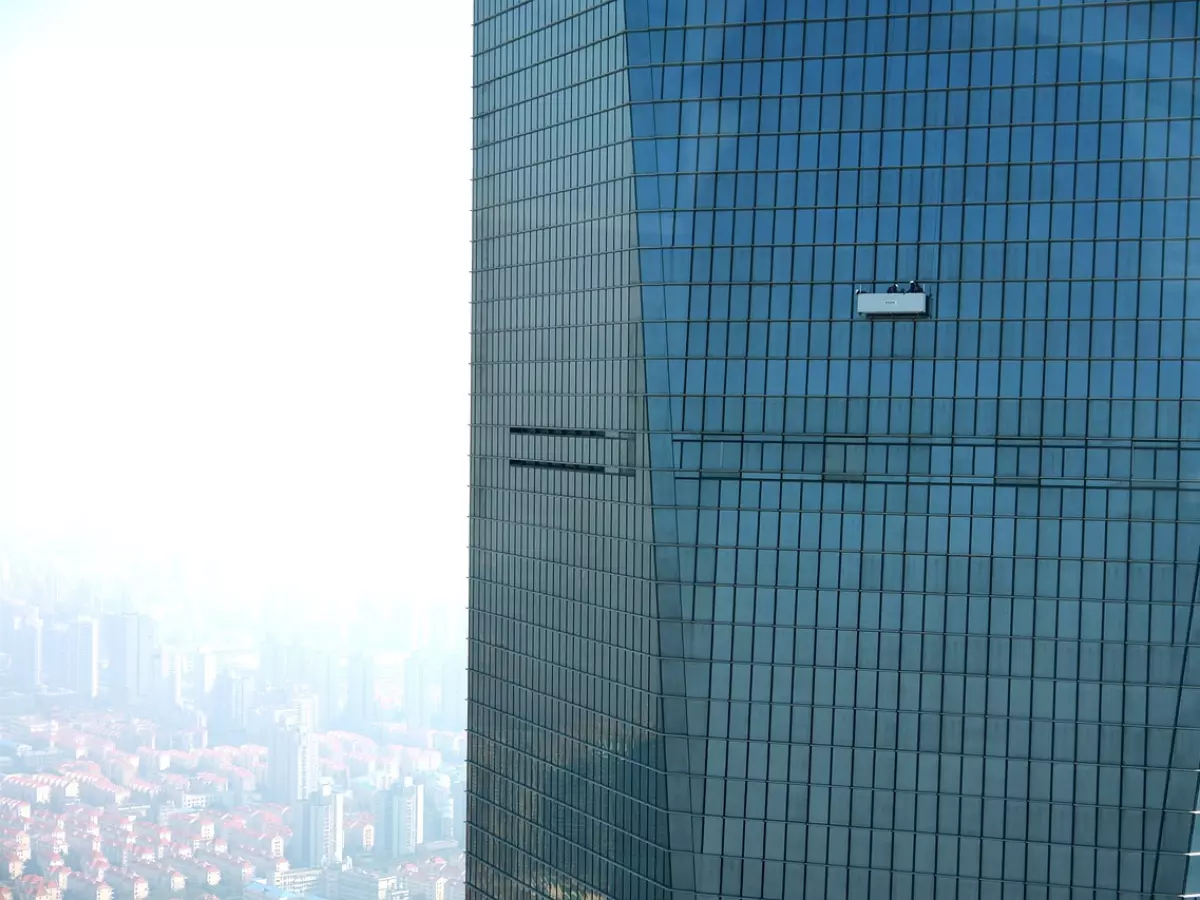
43,617,99,698
267,725,319,804
45,624,74,690
470,3,1200,899
154,647,185,708
260,638,290,689
103,612,155,705
375,777,424,862
402,655,431,731
211,670,255,738
8,607,42,692
344,652,377,728
297,647,339,731
191,650,218,704
295,779,345,868
73,617,100,699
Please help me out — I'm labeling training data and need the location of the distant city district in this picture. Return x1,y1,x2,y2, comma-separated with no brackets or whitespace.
0,601,468,900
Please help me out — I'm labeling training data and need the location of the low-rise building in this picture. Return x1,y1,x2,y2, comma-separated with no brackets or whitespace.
64,879,111,900
3,778,51,806
404,876,444,900
0,798,32,821
128,862,184,894
336,869,408,900
13,875,59,900
101,871,147,900
2,853,27,878
276,866,327,896
238,853,289,887
172,858,220,887
195,852,253,885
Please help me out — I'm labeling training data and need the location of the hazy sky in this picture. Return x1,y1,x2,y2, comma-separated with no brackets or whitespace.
0,1,470,620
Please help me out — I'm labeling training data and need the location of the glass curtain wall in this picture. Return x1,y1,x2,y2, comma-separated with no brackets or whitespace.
471,2,1200,899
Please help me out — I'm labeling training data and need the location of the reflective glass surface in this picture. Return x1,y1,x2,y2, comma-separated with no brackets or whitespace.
470,2,1200,899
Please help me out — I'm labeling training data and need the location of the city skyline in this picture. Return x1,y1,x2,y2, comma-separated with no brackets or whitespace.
0,595,470,900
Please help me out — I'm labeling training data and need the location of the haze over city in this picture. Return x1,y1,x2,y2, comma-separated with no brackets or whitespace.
0,0,470,627
0,7,471,897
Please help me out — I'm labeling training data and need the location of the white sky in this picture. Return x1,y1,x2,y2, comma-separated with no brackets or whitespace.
0,1,471,623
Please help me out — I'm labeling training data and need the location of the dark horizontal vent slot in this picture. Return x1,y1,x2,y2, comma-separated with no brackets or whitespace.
995,477,1041,487
510,426,607,439
509,459,633,477
510,459,604,473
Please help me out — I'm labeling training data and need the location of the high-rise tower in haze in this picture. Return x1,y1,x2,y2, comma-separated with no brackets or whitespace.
470,3,1200,899
211,670,254,736
296,779,345,868
298,647,339,731
43,617,99,698
375,777,424,862
268,725,319,804
103,612,155,705
344,652,377,727
8,607,42,692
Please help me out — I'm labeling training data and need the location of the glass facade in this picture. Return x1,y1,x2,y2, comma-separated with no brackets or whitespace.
470,2,1200,899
